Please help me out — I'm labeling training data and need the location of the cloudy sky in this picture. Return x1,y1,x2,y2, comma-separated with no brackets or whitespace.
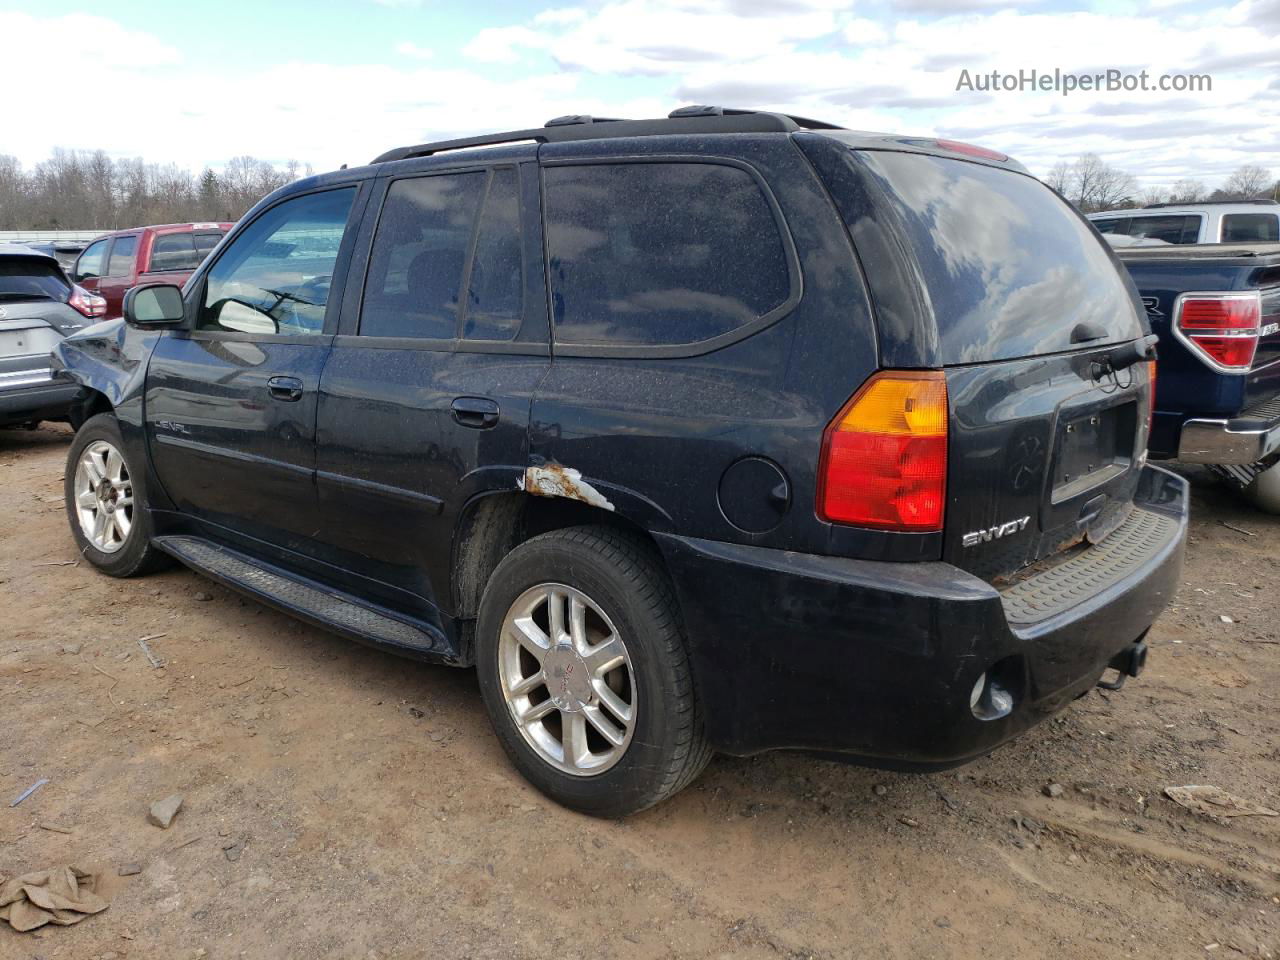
2,0,1277,190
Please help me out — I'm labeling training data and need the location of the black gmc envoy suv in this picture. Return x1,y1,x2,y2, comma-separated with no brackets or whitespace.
52,107,1187,817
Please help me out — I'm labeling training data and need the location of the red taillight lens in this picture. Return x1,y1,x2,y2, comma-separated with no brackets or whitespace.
817,371,948,532
68,285,107,319
1175,293,1261,372
935,139,1008,162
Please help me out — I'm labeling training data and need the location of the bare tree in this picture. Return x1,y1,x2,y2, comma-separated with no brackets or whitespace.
1169,178,1206,203
0,150,310,230
1219,164,1273,199
1042,153,1138,212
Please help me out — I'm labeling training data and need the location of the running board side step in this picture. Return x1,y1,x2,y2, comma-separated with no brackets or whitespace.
152,535,460,664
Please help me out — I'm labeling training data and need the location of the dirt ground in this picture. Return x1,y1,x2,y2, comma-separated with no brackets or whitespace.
1,422,1278,960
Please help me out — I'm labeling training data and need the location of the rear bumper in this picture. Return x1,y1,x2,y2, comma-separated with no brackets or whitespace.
0,380,78,426
656,465,1188,767
1177,414,1280,464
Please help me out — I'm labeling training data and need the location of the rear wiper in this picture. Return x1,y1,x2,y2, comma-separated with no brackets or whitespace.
0,292,56,302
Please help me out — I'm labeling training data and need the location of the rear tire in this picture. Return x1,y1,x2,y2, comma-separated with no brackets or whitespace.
1242,461,1280,514
475,526,711,817
64,413,170,577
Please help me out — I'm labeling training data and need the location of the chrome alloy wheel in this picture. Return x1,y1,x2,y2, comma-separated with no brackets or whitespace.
498,583,636,776
73,439,134,553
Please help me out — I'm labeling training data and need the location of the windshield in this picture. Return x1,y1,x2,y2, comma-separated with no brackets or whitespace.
853,151,1142,364
0,258,71,303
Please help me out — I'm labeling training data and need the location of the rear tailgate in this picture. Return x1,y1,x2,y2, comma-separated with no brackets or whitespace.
800,139,1152,582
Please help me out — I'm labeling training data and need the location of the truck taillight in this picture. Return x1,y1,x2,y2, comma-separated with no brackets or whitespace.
68,285,107,319
1174,292,1262,373
817,370,948,532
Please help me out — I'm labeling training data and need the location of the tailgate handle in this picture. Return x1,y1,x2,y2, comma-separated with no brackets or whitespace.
1071,321,1109,344
1104,334,1159,372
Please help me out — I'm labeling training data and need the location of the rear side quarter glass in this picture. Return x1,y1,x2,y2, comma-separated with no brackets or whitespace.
543,161,791,348
1221,213,1280,243
838,150,1142,365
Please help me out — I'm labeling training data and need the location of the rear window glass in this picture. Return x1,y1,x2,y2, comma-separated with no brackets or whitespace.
855,151,1141,364
0,259,70,303
1127,215,1200,244
544,162,791,347
1221,213,1280,243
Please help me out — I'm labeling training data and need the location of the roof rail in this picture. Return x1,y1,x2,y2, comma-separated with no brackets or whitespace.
1146,198,1279,208
372,106,844,163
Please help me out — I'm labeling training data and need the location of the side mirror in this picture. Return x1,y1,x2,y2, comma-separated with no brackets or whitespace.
123,284,185,327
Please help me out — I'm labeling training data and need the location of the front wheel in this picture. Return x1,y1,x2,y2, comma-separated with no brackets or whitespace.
475,526,711,817
64,413,170,577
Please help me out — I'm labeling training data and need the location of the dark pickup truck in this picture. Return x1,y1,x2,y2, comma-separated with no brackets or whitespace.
1115,243,1280,511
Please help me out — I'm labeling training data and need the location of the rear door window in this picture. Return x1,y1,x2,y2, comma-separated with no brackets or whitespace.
851,151,1141,364
543,162,791,348
106,235,138,277
1221,213,1280,243
75,239,109,282
193,231,225,256
360,172,485,340
148,234,202,272
1126,215,1201,244
462,168,523,341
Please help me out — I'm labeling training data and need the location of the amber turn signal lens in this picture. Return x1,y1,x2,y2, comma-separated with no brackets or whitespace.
817,371,948,532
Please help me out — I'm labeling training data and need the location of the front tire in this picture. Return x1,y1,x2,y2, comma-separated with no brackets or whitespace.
475,526,711,817
64,413,169,577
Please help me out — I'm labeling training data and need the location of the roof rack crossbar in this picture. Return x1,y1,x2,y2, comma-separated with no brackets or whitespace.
373,107,844,164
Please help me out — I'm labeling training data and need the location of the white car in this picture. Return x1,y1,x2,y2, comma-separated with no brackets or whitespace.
1088,200,1279,245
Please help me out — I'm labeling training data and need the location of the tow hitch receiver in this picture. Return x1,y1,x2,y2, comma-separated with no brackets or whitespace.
1097,638,1149,692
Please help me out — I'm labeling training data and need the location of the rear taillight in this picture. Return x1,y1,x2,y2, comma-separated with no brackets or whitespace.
68,285,107,320
1174,292,1262,372
817,370,948,532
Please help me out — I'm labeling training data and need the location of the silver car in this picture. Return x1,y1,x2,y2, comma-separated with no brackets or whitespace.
0,244,105,428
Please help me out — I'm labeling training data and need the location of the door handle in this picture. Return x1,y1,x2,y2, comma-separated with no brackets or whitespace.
268,376,304,402
451,396,500,429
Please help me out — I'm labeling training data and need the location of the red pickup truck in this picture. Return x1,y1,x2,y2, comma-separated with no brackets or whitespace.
71,222,233,319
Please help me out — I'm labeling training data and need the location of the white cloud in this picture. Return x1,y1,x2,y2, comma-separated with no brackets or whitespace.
1,5,1276,196
395,41,434,59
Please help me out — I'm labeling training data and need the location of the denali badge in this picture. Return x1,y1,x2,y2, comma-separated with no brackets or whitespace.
962,516,1031,548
